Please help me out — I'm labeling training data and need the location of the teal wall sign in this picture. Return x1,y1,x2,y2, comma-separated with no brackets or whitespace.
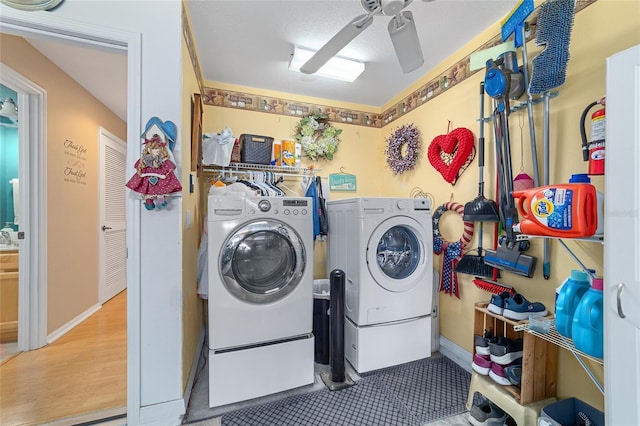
329,173,357,192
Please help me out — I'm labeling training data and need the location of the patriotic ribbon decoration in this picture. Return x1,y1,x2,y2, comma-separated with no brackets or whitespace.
432,202,474,298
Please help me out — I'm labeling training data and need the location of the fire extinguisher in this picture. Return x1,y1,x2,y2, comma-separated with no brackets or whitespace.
580,97,606,175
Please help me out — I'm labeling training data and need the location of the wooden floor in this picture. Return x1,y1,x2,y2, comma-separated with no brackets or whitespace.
0,290,127,426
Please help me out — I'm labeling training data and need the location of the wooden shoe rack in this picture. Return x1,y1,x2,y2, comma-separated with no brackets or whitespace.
467,302,558,425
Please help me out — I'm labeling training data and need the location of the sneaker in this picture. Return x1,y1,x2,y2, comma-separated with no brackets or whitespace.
474,329,497,355
468,399,507,426
503,293,548,321
471,354,492,375
489,337,523,364
487,291,511,315
504,364,522,387
488,362,512,386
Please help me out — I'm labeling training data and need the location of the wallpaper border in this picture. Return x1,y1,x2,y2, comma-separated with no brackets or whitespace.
184,0,597,128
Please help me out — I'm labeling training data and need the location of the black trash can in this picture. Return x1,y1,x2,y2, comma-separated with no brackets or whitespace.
313,279,330,364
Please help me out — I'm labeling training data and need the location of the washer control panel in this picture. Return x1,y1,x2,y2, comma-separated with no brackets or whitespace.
258,199,271,212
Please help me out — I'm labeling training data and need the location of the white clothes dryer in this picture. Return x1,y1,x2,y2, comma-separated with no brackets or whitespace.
327,197,434,373
207,195,314,407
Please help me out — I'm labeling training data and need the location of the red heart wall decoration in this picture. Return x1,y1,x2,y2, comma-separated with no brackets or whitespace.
427,127,476,185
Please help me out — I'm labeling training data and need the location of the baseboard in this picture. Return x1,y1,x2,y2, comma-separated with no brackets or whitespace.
0,320,18,342
439,335,472,373
139,398,185,426
47,303,101,344
183,326,206,410
40,405,126,426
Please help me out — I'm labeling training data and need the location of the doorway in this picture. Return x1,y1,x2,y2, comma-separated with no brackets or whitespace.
0,9,143,425
0,65,47,355
0,83,20,360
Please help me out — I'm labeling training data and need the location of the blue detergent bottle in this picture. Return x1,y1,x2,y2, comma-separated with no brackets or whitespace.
572,278,604,358
555,270,590,337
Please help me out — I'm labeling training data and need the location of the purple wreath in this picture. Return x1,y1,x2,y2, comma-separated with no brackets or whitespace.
385,124,420,174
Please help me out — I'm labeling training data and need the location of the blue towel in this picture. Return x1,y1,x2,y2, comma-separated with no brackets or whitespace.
305,179,320,239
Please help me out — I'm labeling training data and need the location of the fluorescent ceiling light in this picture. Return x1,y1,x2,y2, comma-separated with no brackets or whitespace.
289,46,364,83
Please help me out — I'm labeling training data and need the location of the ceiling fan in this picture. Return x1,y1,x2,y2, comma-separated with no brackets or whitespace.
300,0,431,75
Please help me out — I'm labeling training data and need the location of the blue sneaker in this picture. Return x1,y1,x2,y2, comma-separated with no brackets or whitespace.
487,291,511,315
503,293,548,321
505,364,522,387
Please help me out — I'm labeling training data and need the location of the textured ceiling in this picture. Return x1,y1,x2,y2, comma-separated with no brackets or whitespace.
13,0,518,121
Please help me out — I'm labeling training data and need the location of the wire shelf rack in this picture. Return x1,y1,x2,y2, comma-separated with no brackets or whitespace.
513,320,603,365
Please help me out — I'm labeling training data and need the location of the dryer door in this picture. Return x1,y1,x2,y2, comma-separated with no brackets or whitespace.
220,219,306,304
366,216,430,292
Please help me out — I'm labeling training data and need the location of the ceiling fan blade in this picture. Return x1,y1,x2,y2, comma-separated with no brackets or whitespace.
388,10,424,73
300,14,373,74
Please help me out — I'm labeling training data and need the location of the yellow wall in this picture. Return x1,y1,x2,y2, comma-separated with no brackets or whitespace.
180,31,204,390
201,85,383,279
198,0,639,412
0,34,127,333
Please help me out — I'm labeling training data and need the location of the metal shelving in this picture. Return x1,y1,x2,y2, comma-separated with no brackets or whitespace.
203,162,320,179
514,317,604,395
514,320,603,365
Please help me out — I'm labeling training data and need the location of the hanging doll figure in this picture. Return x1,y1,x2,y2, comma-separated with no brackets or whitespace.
126,134,182,210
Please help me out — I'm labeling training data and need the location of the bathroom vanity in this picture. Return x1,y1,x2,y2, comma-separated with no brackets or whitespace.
0,247,18,343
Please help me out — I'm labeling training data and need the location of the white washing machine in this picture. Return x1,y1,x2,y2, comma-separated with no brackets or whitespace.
207,195,314,407
327,197,434,373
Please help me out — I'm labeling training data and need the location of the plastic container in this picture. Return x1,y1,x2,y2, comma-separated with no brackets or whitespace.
529,315,551,334
282,140,296,166
568,173,604,235
272,140,282,166
555,270,590,337
538,397,604,426
512,183,597,238
312,279,330,364
572,277,604,358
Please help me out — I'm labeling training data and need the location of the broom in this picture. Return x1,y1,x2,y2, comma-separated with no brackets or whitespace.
456,82,498,278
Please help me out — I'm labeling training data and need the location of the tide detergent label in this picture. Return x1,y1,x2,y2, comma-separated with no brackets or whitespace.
532,188,573,230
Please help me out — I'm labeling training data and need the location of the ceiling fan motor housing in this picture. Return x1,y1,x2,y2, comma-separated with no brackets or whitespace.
361,0,411,15
382,0,409,15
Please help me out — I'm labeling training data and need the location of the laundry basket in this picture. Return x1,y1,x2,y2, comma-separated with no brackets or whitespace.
538,398,604,426
313,279,330,364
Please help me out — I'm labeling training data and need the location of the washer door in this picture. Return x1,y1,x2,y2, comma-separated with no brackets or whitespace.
220,219,306,304
366,216,428,292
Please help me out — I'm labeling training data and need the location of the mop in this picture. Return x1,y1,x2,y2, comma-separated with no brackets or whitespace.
529,0,576,279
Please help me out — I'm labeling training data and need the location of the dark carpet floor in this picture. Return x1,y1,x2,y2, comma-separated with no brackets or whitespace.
216,356,471,426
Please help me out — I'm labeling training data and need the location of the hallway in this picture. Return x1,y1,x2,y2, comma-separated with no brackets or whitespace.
0,291,127,425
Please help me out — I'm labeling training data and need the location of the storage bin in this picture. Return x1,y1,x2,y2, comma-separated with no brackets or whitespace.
538,398,604,426
239,134,273,165
313,279,330,365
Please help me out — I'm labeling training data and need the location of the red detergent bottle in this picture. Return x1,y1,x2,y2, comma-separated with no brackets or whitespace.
512,184,597,238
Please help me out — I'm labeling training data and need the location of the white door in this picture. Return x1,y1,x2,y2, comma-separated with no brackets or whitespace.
99,127,127,303
604,44,640,426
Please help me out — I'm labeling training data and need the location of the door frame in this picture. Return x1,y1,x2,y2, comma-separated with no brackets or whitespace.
0,10,143,424
0,64,47,351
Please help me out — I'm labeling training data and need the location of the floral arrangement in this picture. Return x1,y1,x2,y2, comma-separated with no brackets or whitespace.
295,114,342,161
385,123,421,174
